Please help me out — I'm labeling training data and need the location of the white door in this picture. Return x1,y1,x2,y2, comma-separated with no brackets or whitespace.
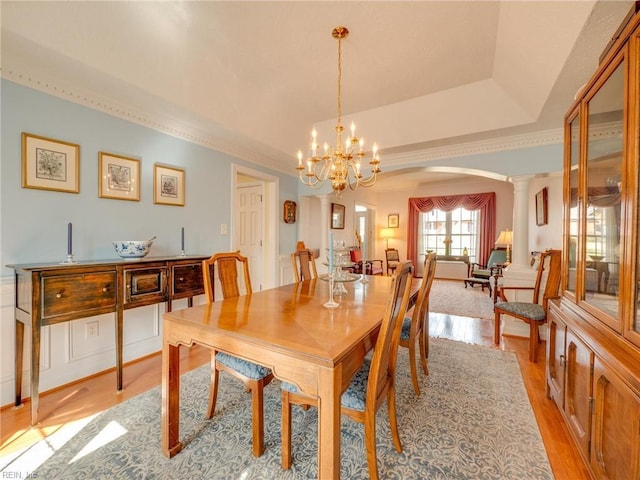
237,184,264,291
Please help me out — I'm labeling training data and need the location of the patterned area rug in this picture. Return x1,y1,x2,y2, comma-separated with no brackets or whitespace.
430,279,495,319
6,339,552,479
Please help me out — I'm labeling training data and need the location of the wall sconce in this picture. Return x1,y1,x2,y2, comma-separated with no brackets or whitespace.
380,228,394,249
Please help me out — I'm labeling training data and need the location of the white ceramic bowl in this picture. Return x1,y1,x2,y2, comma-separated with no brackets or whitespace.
113,240,153,259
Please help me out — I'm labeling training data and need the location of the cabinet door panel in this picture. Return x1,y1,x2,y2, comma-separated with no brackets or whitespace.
591,358,640,480
565,330,594,459
547,306,567,409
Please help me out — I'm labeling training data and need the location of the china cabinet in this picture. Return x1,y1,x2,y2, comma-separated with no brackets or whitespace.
547,4,640,479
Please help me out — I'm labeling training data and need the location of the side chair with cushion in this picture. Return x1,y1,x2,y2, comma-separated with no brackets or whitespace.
493,249,562,362
280,261,414,480
202,251,274,457
385,248,400,275
400,252,437,395
291,248,318,282
350,248,384,276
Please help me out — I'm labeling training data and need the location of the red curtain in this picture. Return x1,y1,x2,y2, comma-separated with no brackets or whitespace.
407,192,496,269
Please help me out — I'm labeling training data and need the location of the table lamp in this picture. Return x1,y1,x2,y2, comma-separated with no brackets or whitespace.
495,229,513,264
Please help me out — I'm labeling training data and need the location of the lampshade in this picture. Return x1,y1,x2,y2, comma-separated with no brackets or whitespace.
380,228,394,240
495,229,513,246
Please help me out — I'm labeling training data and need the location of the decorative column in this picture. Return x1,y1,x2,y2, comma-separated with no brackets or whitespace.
509,175,534,268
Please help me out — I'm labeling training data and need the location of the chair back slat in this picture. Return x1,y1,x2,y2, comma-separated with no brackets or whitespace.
202,251,252,302
414,252,437,328
368,261,413,406
291,248,318,283
535,249,562,309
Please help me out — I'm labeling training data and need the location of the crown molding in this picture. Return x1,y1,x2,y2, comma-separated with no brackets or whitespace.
1,69,290,175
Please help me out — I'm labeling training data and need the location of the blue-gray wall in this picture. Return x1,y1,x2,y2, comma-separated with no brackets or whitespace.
1,80,299,276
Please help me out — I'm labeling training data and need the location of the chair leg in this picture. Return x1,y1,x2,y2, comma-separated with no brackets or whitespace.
493,312,501,345
418,325,428,376
529,322,539,363
364,411,380,480
407,339,421,396
281,390,292,469
387,384,402,454
206,353,219,419
250,379,265,457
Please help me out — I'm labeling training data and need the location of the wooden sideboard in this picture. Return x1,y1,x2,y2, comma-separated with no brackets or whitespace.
7,255,209,425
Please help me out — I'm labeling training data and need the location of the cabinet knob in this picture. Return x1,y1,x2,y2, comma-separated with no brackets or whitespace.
179,277,184,282
559,354,566,367
56,293,62,299
102,287,108,292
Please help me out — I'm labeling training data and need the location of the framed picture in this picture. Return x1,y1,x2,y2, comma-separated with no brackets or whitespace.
154,164,185,206
536,187,548,226
331,203,345,229
21,132,80,193
388,213,399,228
283,200,297,224
98,152,140,201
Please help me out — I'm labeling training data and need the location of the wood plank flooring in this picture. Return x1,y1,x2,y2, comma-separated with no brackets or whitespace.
1,312,589,479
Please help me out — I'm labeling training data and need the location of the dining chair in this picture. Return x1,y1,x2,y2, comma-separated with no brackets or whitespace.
385,248,400,275
280,261,414,480
493,249,562,362
202,251,274,457
399,252,437,395
291,248,318,282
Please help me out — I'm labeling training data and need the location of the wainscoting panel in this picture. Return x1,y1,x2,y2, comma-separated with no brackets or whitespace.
0,276,202,408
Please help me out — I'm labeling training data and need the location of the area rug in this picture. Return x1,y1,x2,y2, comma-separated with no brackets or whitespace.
4,339,552,479
430,279,495,320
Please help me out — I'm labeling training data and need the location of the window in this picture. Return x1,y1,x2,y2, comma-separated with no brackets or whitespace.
418,207,478,262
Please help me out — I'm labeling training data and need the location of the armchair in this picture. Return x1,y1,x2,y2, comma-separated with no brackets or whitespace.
350,249,384,275
469,248,508,280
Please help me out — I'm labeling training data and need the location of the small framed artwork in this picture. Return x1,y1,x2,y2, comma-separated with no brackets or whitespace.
283,200,297,224
154,164,185,206
331,202,345,229
98,152,140,201
535,187,548,226
388,213,399,228
21,132,80,193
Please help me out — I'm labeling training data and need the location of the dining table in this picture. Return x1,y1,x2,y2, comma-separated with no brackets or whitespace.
161,274,419,479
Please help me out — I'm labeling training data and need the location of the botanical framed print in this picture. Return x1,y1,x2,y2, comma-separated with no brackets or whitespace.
154,164,185,206
331,203,345,229
535,187,548,226
21,132,80,193
388,213,399,228
98,152,140,201
283,200,297,224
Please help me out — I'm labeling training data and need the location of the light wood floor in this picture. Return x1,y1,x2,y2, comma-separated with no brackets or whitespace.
1,312,589,479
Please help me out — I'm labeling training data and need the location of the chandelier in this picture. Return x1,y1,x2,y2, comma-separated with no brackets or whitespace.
296,26,381,194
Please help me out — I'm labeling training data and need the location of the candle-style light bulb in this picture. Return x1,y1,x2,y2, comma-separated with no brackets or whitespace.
323,142,329,154
372,143,378,156
359,138,364,152
350,121,356,136
307,160,313,174
297,150,303,166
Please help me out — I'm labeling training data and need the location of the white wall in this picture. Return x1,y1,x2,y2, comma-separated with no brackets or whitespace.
529,174,563,252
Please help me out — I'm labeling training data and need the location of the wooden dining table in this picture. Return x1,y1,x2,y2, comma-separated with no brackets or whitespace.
161,274,418,479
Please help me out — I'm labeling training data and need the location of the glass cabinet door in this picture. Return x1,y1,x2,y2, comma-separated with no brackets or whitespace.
566,113,580,297
583,59,624,326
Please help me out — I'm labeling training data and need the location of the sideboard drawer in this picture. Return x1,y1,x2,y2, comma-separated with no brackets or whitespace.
172,263,204,297
42,272,117,319
124,267,167,305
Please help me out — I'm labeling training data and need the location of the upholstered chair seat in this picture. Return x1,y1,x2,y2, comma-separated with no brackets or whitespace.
215,352,272,379
494,301,546,321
